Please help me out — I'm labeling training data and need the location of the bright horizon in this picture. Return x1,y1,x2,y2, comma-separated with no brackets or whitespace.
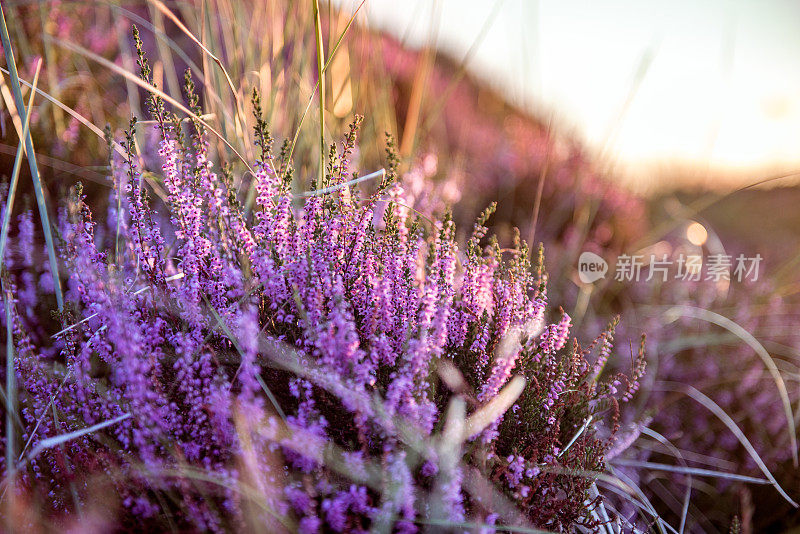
338,0,800,186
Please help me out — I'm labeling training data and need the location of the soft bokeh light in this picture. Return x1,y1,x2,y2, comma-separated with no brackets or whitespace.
686,221,709,246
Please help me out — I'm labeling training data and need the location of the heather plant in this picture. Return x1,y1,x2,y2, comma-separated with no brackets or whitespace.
0,29,654,532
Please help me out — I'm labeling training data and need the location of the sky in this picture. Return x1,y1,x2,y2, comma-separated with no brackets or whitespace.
335,0,800,181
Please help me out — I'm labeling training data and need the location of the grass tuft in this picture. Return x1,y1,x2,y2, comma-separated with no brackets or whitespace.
0,5,63,311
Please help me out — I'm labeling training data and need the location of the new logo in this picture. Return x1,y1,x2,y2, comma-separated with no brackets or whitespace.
577,251,608,284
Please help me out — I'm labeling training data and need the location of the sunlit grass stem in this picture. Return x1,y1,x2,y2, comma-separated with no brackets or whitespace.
0,59,40,265
313,0,326,189
0,3,64,312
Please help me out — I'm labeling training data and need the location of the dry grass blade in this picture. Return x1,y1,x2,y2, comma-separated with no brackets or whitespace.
462,466,538,531
0,65,127,158
297,168,384,198
146,0,246,129
0,142,108,184
587,483,617,534
0,58,40,265
0,57,39,144
0,7,64,311
143,465,293,529
148,1,181,99
415,518,552,533
22,413,132,465
604,465,675,534
612,459,771,485
106,2,233,126
329,9,353,118
640,427,693,534
48,36,254,176
558,414,593,458
430,397,466,523
665,304,798,466
418,0,507,139
49,272,185,339
399,44,433,157
462,375,525,441
231,408,294,530
534,462,669,529
527,117,552,252
656,381,798,507
399,0,441,158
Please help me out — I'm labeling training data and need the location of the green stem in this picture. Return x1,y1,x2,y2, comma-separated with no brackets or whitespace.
0,61,38,266
0,3,63,312
3,281,15,482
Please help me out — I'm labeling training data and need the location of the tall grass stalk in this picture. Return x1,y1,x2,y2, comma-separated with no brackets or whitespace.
0,59,41,264
312,0,326,189
665,304,799,466
640,427,693,534
148,0,246,135
282,0,365,175
38,4,64,133
0,3,63,311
